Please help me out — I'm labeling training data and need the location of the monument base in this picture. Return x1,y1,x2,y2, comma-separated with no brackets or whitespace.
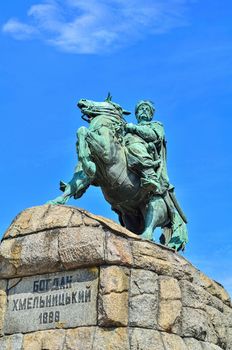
0,205,231,349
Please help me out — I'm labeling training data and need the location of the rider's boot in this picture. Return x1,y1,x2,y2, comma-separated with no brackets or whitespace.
140,166,161,194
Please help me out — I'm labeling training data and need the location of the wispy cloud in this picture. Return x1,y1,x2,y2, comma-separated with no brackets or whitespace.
2,19,38,40
2,0,192,54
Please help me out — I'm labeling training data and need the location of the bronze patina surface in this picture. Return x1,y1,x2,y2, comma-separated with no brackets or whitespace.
49,96,188,251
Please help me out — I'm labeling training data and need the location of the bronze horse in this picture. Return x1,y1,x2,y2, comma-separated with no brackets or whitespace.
49,97,187,251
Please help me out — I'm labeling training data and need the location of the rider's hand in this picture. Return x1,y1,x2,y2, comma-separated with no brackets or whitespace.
125,123,136,132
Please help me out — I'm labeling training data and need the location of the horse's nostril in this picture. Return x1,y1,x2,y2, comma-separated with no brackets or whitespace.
77,100,86,108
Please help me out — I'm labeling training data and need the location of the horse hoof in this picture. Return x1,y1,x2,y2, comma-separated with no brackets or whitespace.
46,200,57,205
141,232,153,241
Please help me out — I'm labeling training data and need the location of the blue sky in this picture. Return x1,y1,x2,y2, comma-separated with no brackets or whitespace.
1,1,232,295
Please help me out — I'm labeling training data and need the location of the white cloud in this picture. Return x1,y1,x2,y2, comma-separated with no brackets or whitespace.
2,0,192,54
2,19,38,39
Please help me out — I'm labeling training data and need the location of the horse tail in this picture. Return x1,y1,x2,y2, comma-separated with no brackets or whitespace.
161,212,188,251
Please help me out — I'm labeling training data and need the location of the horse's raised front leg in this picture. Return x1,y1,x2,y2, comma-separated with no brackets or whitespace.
77,126,96,179
141,195,168,241
48,164,91,205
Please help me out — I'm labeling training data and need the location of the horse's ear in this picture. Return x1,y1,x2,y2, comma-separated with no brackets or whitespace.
123,109,131,115
105,92,112,102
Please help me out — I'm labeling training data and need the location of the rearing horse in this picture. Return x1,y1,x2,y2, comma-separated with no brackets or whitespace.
49,97,188,251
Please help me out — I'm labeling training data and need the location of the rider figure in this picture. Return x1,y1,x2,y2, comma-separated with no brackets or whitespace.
125,100,170,194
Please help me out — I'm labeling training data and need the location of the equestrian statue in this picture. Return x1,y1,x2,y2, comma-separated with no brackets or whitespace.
49,95,188,251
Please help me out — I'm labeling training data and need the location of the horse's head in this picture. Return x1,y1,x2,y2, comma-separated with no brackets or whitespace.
77,95,130,122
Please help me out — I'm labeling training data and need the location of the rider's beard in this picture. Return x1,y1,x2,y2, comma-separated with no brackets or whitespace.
138,112,151,122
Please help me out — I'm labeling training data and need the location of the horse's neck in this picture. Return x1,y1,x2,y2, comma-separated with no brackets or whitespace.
89,114,123,130
83,113,141,201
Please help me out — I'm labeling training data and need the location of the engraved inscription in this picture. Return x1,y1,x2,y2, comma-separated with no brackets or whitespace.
33,276,73,292
12,287,91,311
4,268,98,334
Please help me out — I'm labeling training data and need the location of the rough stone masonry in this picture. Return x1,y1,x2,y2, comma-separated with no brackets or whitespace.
0,205,231,350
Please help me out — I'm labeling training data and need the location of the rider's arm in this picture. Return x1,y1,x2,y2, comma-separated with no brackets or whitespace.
125,122,164,142
133,125,158,142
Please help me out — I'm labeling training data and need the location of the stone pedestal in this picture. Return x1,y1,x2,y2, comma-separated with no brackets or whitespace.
0,205,231,349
